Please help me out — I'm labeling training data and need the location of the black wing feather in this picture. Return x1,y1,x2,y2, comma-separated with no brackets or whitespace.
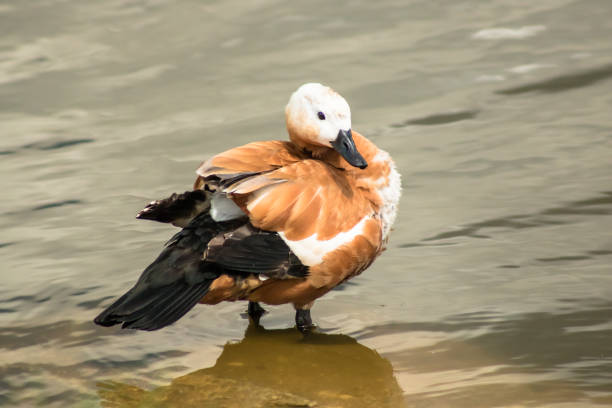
205,224,308,278
95,200,307,331
136,190,209,225
94,213,239,331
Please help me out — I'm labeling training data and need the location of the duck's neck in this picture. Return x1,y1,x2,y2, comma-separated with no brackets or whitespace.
315,131,380,174
287,125,382,176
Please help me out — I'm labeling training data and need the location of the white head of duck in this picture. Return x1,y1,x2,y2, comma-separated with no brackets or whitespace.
285,83,368,169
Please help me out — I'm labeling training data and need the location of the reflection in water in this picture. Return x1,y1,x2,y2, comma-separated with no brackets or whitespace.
97,323,404,408
2,304,612,406
497,64,612,94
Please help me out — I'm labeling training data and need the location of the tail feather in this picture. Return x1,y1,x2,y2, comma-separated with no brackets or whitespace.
94,279,213,331
151,283,212,328
123,281,212,331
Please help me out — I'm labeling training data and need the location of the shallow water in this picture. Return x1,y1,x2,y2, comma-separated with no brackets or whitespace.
1,0,612,407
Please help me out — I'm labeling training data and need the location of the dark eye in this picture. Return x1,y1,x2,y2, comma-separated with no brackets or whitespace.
317,111,326,120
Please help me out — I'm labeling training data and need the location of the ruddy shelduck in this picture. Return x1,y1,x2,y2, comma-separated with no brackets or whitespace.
95,83,401,332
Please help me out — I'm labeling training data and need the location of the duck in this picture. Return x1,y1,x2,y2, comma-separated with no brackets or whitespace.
94,83,401,333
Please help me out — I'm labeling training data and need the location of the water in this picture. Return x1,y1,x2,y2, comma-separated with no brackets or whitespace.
1,0,612,406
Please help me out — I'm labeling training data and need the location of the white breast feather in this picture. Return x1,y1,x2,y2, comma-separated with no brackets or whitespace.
373,149,401,241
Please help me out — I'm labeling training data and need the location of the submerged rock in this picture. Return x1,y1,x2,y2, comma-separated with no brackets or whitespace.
98,374,315,408
97,323,404,407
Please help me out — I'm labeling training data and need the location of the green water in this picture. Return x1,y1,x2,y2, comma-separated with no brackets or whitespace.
1,1,612,406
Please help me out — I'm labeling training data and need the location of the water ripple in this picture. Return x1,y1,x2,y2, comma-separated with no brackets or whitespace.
391,110,479,127
31,199,83,212
420,191,612,242
498,64,612,94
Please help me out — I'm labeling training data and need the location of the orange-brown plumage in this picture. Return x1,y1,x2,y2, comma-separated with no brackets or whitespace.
197,132,382,241
95,83,400,333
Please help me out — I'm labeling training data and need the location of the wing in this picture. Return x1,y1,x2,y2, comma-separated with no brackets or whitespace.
195,141,378,265
204,223,308,279
95,212,308,330
236,161,374,239
195,140,304,189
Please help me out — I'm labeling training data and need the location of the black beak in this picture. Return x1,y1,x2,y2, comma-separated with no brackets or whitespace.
331,129,368,169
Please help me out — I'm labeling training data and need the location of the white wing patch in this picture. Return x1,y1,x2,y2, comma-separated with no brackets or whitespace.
278,216,370,266
210,193,246,221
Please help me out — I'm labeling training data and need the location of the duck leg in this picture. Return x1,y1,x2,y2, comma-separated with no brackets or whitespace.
247,301,266,324
294,302,316,333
